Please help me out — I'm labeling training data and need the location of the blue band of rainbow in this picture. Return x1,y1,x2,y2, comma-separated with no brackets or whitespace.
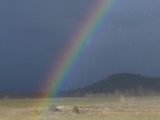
39,0,117,101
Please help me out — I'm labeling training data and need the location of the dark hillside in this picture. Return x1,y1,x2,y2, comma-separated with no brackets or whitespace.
1,73,160,98
58,73,160,97
82,73,160,93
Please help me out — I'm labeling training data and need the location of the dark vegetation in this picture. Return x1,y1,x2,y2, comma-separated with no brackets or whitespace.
58,73,160,97
72,106,79,114
0,73,160,98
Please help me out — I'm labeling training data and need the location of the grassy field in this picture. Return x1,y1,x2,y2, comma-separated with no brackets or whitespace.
0,96,160,120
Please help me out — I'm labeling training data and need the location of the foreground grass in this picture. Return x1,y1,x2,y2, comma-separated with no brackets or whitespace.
0,96,160,120
0,114,160,120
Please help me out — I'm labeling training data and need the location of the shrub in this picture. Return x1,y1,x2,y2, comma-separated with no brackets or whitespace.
72,106,79,114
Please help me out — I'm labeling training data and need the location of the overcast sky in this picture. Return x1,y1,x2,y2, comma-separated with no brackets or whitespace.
0,0,160,92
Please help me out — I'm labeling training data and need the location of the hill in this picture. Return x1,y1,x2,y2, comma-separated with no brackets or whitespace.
1,73,160,98
58,73,160,97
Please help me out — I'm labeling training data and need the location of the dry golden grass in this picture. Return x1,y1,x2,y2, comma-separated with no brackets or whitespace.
0,96,160,120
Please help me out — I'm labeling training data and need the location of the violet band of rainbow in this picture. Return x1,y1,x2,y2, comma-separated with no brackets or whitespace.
39,0,117,100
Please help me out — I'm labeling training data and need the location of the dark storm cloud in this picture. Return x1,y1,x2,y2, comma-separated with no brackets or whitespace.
0,0,160,92
67,0,160,88
0,0,95,92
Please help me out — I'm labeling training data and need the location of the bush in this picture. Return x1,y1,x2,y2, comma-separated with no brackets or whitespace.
72,106,79,114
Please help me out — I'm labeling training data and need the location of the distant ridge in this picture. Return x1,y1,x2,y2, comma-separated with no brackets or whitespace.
82,73,160,92
1,73,160,98
58,73,160,97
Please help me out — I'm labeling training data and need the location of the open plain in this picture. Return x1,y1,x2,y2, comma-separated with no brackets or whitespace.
0,96,160,120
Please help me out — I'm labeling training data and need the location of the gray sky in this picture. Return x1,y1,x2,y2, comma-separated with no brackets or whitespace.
0,0,160,92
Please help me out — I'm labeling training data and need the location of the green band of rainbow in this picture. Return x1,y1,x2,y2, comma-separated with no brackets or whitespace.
40,0,117,100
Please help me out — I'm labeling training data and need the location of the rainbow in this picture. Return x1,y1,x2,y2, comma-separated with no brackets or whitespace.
40,0,117,100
